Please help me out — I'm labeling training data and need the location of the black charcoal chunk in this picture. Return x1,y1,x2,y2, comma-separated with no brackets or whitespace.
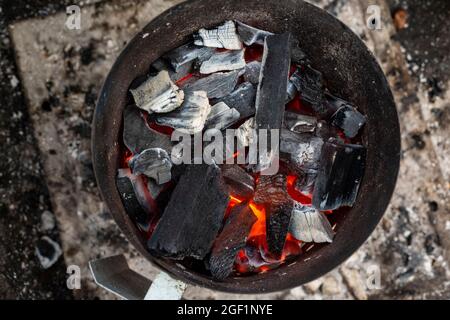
156,91,211,134
312,138,366,210
184,70,243,99
116,169,149,225
294,169,317,195
219,82,256,120
200,50,246,74
123,106,173,154
235,117,256,147
147,164,229,260
130,70,184,114
129,148,172,185
254,33,291,171
289,203,334,243
243,61,261,85
163,42,215,72
284,111,317,133
266,203,293,255
327,94,366,138
222,165,255,199
209,202,257,280
280,129,323,172
290,38,308,64
205,102,240,130
194,21,243,50
254,174,290,209
35,236,62,269
236,21,273,46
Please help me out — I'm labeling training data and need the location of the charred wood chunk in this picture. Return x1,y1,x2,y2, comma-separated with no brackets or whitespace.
194,21,243,50
254,33,291,170
130,70,184,114
129,148,172,185
205,102,240,130
326,94,366,138
284,111,317,133
156,91,211,134
243,61,261,85
290,38,308,64
280,129,324,172
235,117,256,148
200,49,246,74
116,169,149,226
209,202,257,280
221,165,255,199
294,169,317,195
148,164,229,260
289,203,334,243
254,174,290,209
123,106,173,154
235,21,273,46
289,66,328,116
184,70,243,99
163,42,215,73
312,138,366,210
315,120,342,142
220,82,256,120
266,202,293,255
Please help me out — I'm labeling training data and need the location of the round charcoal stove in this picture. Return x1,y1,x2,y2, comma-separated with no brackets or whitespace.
92,0,400,293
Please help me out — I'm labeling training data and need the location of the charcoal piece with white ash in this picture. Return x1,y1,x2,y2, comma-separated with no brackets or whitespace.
235,117,256,148
280,129,324,173
116,169,149,226
312,138,366,211
221,164,255,199
326,93,366,138
243,61,261,85
236,21,273,46
284,111,317,133
194,20,243,50
219,82,256,120
205,102,240,130
254,33,291,171
200,49,246,74
156,91,211,134
147,164,229,260
315,120,342,142
294,169,317,195
209,202,257,280
183,70,244,99
123,106,173,154
129,148,172,185
35,236,62,269
163,42,215,73
289,203,334,243
130,70,184,114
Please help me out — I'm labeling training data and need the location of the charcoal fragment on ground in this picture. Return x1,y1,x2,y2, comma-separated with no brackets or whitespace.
35,236,62,269
194,20,242,50
326,93,366,138
209,202,257,280
147,164,229,260
183,70,243,99
312,138,366,211
129,148,172,185
218,82,256,120
123,106,173,154
221,164,255,199
205,102,240,130
289,203,334,243
199,49,246,74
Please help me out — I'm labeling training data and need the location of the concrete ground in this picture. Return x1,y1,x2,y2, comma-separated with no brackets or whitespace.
0,0,449,299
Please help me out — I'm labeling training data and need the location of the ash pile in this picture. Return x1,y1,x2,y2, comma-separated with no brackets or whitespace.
116,20,367,280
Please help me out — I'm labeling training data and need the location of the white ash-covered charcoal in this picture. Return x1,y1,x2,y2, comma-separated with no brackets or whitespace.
129,148,172,185
183,70,244,99
123,106,173,154
289,66,329,117
156,91,211,134
284,111,317,133
289,203,334,243
163,42,215,73
116,168,150,226
254,33,291,171
199,49,246,74
294,168,317,195
236,21,273,46
243,61,261,85
235,117,256,147
209,202,257,280
219,82,256,120
221,164,255,199
194,20,243,50
326,93,366,138
312,138,366,211
130,70,184,114
204,102,240,130
280,129,324,173
147,164,229,260
149,58,191,83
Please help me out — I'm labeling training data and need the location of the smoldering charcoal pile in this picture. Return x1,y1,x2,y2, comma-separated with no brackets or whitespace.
116,20,367,280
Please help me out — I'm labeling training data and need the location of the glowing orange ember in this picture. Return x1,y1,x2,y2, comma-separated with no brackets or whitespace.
286,175,312,205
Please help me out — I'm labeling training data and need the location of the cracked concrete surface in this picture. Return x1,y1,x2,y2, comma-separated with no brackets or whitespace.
2,0,449,299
